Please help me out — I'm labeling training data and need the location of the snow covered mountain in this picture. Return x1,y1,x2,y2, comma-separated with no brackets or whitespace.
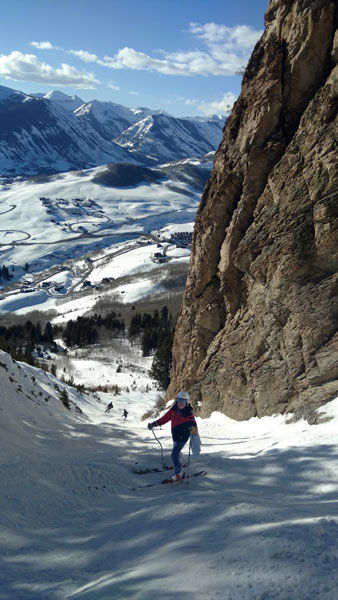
73,99,169,141
114,113,224,164
34,90,84,112
0,85,224,175
0,85,136,175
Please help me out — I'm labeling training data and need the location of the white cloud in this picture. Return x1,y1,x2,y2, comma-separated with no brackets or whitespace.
30,41,54,50
197,92,237,116
68,49,99,63
0,51,99,88
108,81,120,91
188,23,261,52
165,49,243,76
98,22,262,77
129,90,140,96
103,48,192,75
184,98,198,106
60,21,262,79
102,46,240,76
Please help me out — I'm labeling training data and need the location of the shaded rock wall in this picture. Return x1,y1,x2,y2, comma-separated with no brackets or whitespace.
167,0,338,422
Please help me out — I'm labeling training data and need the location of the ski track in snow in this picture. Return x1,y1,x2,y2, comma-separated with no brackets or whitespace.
1,351,338,599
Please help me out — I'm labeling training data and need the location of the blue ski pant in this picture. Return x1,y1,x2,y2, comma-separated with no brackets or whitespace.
171,440,187,474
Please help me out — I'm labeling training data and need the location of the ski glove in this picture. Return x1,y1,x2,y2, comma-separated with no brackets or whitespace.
148,422,156,430
191,426,197,435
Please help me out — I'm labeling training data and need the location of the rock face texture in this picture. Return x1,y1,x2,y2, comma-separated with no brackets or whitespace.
168,0,338,421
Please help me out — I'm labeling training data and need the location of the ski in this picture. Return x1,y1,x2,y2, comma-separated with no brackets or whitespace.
133,463,187,475
133,470,206,489
132,465,172,474
162,470,206,484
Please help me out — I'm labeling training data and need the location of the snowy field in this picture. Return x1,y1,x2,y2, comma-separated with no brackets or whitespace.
0,239,191,318
0,166,199,270
1,349,338,599
0,166,196,317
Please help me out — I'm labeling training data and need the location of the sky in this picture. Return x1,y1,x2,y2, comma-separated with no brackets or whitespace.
0,0,268,117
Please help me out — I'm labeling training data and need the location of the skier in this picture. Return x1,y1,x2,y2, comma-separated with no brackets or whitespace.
148,390,197,481
123,409,128,420
105,402,113,414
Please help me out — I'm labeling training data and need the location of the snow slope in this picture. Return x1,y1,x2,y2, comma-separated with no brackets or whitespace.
115,113,223,163
1,348,338,599
0,91,135,175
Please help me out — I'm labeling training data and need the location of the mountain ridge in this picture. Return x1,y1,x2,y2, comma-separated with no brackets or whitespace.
0,84,225,176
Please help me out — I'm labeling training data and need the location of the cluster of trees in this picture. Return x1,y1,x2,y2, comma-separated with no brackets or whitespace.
62,311,125,347
0,320,59,365
129,306,173,356
0,311,125,361
129,306,174,389
62,317,98,347
0,265,12,282
87,383,121,394
0,263,29,283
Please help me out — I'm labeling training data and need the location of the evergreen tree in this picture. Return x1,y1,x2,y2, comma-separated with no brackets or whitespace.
142,324,155,356
160,305,169,320
141,313,152,328
24,341,35,366
1,265,10,280
129,313,142,336
150,331,174,389
59,388,70,409
44,322,54,343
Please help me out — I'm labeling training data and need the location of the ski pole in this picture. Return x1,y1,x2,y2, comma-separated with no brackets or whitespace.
186,437,192,486
151,428,166,467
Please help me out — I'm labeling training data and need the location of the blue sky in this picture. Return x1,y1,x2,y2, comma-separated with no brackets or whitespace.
0,0,268,117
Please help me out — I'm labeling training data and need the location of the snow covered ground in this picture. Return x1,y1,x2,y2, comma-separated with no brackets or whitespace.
0,239,191,318
0,165,199,271
1,348,338,600
0,165,196,317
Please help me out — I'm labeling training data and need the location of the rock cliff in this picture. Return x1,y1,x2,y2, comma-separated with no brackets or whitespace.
168,0,338,422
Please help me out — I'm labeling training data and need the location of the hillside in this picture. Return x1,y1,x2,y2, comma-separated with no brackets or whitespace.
1,348,338,598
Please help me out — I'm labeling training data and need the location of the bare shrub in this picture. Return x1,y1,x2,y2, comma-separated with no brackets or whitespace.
142,393,166,421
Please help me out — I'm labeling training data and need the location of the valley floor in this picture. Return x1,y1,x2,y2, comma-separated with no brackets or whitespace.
1,373,338,600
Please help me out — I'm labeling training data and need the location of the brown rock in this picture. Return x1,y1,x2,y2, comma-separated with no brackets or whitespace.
167,0,338,421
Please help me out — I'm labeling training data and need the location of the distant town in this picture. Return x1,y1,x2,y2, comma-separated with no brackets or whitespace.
151,231,192,263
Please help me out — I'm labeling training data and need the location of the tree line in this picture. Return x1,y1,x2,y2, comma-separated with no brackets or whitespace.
0,320,59,365
0,306,174,389
62,312,125,347
0,265,12,282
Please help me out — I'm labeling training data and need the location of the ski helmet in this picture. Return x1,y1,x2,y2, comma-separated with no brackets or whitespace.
176,390,189,404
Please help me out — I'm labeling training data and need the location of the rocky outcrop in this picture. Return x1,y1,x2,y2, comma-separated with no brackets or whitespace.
167,0,338,422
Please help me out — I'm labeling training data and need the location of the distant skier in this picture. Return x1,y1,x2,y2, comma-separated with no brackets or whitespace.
148,391,197,482
123,409,128,420
105,402,113,414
